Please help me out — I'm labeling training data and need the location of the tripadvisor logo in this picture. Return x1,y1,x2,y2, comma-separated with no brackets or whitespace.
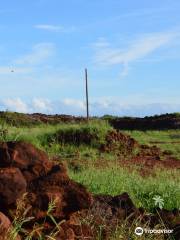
135,227,144,236
135,227,173,236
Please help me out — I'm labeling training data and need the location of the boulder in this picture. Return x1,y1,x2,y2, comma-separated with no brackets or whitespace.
0,141,54,184
0,168,27,206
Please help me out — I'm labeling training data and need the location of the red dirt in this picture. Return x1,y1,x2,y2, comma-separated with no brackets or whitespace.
100,130,180,176
0,141,179,239
100,130,138,155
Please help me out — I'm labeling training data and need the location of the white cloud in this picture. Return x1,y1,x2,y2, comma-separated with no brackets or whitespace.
32,98,52,112
15,43,55,65
0,97,179,117
2,98,29,113
34,24,76,33
61,98,86,110
94,30,178,76
0,98,86,115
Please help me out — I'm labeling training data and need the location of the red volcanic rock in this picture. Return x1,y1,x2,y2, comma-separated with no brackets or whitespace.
93,192,137,221
0,141,92,222
109,192,137,216
0,141,93,238
0,212,21,240
0,141,52,182
0,212,11,239
0,167,27,206
100,130,138,155
27,177,93,220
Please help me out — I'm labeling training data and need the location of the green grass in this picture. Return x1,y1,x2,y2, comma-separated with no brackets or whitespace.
122,130,180,159
0,119,113,158
69,167,180,211
42,119,112,147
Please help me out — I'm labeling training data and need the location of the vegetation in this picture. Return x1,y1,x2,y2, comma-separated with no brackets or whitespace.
0,119,179,210
6,195,170,240
123,130,180,159
70,167,180,211
0,115,179,239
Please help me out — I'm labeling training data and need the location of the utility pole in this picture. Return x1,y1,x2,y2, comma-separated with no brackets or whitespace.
85,68,89,121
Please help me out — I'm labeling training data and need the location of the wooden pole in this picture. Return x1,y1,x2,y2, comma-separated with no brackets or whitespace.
85,68,89,121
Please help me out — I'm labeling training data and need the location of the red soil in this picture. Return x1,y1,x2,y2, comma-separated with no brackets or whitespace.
100,130,180,176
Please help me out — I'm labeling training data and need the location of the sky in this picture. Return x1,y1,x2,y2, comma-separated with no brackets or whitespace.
0,0,180,116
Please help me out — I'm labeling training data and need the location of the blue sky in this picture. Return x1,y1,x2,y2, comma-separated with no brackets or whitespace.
0,0,180,116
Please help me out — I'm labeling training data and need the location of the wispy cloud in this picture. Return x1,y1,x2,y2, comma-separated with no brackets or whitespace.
15,43,55,65
35,24,63,32
94,30,179,76
34,24,76,33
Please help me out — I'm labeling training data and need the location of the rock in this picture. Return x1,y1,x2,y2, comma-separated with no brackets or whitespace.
27,180,93,220
0,212,21,240
26,161,93,220
63,181,93,213
109,192,137,216
0,168,27,206
93,192,137,219
0,141,52,183
0,212,11,238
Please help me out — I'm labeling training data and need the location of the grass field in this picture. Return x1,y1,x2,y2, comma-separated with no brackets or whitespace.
1,120,179,213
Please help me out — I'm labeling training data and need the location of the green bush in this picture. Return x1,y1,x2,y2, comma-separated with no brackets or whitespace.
44,120,113,148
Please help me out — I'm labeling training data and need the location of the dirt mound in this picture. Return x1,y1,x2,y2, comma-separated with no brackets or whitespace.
0,141,179,239
0,141,93,239
30,113,86,124
51,127,99,146
0,111,86,126
1,111,180,129
128,143,180,176
100,130,138,155
99,130,180,174
108,113,180,130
